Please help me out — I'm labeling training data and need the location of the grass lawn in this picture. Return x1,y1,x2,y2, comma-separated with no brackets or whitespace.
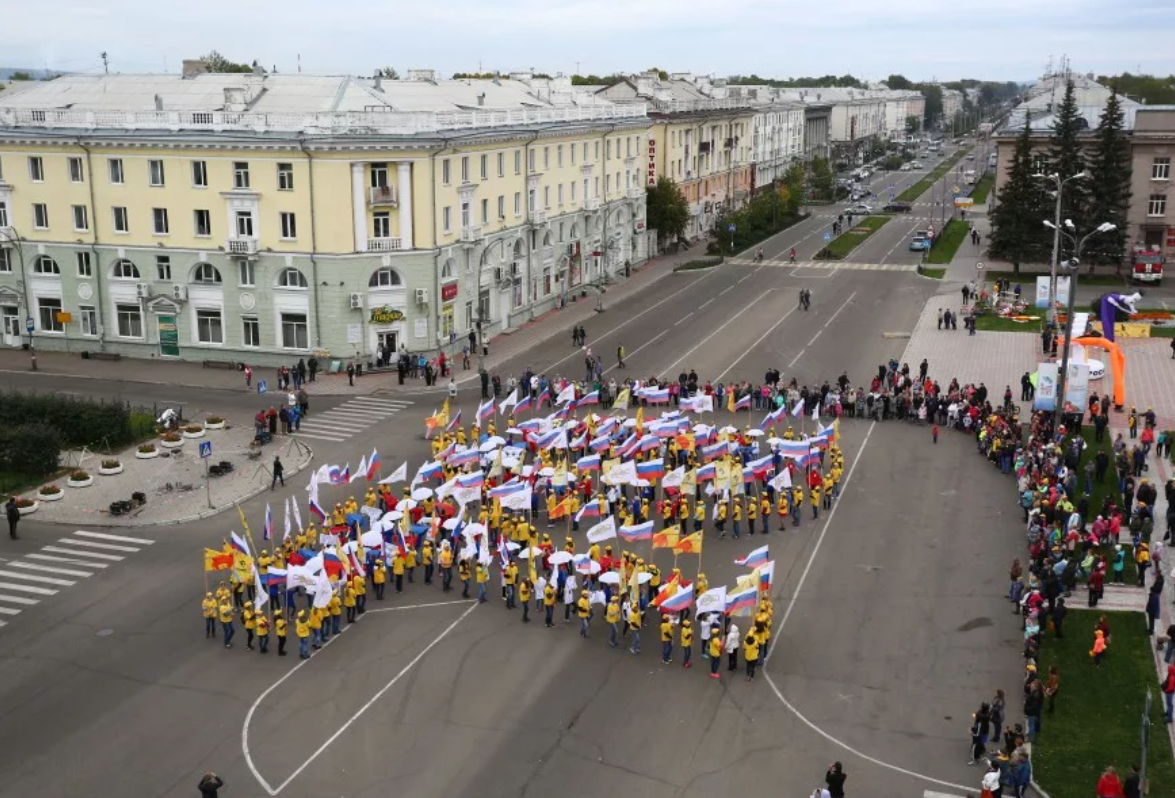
896,149,971,203
970,173,994,204
815,216,889,260
1151,326,1175,338
920,267,946,279
1033,609,1174,798
974,315,1043,332
926,219,970,264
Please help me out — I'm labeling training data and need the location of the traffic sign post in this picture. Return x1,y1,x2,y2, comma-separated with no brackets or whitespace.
257,380,267,395
25,317,37,371
823,232,832,242
726,223,736,255
200,441,214,509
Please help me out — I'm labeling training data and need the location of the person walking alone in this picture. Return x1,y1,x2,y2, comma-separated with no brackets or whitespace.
271,455,285,490
6,497,21,540
824,763,846,798
617,344,626,369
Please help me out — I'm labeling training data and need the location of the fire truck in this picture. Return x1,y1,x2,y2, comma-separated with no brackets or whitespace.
1132,248,1164,284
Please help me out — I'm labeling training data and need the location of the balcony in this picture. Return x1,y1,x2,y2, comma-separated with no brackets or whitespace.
460,225,483,243
529,209,547,225
584,197,600,211
368,185,398,206
628,187,645,200
225,237,259,257
367,237,403,252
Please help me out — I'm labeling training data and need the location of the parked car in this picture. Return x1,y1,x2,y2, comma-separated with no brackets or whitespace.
883,201,912,213
899,162,913,171
910,161,923,169
847,203,874,215
909,231,932,251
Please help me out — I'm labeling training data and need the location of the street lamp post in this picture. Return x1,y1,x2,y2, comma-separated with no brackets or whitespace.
1047,220,1116,431
1033,170,1090,321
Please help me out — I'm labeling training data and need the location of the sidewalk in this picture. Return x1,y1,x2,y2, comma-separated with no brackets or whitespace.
0,246,707,398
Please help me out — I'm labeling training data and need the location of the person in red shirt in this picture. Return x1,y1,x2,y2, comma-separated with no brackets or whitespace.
1088,564,1105,607
1096,765,1124,798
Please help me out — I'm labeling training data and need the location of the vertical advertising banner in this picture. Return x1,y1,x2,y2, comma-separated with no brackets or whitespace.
1034,362,1059,411
1034,277,1050,308
1063,362,1090,411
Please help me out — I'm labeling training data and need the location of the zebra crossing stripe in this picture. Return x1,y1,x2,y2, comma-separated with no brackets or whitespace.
72,531,154,545
55,538,143,553
293,432,351,443
0,569,76,587
0,595,38,606
41,546,124,561
8,561,94,578
0,582,58,596
25,552,110,568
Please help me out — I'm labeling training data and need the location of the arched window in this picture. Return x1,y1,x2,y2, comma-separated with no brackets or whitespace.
277,267,308,289
439,260,454,281
191,263,222,284
512,239,524,259
368,267,402,288
32,256,60,275
570,224,579,240
542,230,553,247
111,259,140,279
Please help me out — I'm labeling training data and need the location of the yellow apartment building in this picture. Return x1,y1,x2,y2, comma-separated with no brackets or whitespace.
0,69,651,365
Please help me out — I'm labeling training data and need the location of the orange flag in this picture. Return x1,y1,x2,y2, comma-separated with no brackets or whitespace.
673,532,703,555
652,526,680,549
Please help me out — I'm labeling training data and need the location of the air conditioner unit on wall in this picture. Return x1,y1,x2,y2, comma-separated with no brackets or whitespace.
414,288,428,305
172,285,188,301
136,283,149,299
349,292,362,310
494,267,504,283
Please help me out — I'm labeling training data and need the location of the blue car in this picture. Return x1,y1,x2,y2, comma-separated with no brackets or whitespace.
909,233,932,251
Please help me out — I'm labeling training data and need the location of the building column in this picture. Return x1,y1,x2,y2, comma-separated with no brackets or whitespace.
351,162,367,252
397,162,414,250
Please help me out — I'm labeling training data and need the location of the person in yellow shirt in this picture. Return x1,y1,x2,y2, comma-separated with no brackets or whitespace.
791,486,803,527
343,581,357,624
822,473,834,510
202,592,217,639
576,589,592,637
353,572,367,614
708,623,723,678
716,501,729,539
783,425,795,441
504,561,519,608
680,619,694,669
518,578,532,622
275,612,288,657
694,500,706,533
627,602,643,655
476,560,490,603
439,541,454,591
755,613,772,658
294,531,308,551
546,492,558,527
308,605,324,649
743,628,761,681
296,610,311,659
251,608,270,653
605,595,621,648
569,494,582,531
328,590,342,636
660,615,675,663
422,539,435,585
661,498,674,528
242,601,256,651
392,550,406,593
405,540,418,583
677,496,690,524
760,495,771,534
372,560,387,600
810,483,822,520
732,499,743,539
458,558,472,599
364,487,378,508
747,496,758,536
215,580,231,608
332,503,346,526
543,582,557,627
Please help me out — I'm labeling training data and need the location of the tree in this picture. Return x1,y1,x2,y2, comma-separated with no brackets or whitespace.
781,163,806,216
988,119,1053,274
10,71,33,81
1084,88,1132,271
809,156,835,201
645,177,689,246
377,67,399,80
886,74,913,90
200,50,254,74
647,67,669,81
905,115,922,134
1050,79,1090,234
918,84,943,129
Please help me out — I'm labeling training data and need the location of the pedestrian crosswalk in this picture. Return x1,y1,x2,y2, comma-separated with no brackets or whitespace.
727,257,918,273
293,396,415,444
0,530,154,628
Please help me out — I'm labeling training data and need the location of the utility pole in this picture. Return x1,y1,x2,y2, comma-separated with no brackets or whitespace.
101,52,109,74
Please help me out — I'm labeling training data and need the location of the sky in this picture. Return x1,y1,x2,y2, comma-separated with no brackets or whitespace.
3,0,1174,83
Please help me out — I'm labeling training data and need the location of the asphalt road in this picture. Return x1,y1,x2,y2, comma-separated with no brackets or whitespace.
0,197,1018,798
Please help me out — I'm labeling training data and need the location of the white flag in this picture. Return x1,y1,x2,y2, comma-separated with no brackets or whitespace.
590,590,608,606
606,460,637,486
380,461,408,485
311,571,334,609
501,486,532,511
586,516,617,544
286,564,317,590
791,400,804,418
811,403,819,421
662,466,686,489
453,486,482,508
696,586,727,617
556,384,576,404
500,387,520,411
252,566,269,611
436,476,459,500
283,497,292,542
350,455,368,484
769,469,793,490
291,496,303,535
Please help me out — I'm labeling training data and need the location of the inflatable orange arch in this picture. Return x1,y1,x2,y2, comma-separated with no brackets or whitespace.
1071,336,1126,409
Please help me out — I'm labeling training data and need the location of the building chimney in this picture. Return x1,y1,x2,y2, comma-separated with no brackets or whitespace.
374,74,383,92
154,94,163,111
181,59,208,79
477,93,486,106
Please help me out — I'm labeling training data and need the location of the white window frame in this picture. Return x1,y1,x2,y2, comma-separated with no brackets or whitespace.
111,259,140,280
68,156,84,183
38,297,64,332
194,209,212,237
32,203,49,229
1152,157,1171,181
514,150,521,175
280,312,309,350
497,195,505,219
442,206,452,233
192,263,221,284
280,211,297,239
79,305,98,336
233,161,250,189
238,261,256,287
1148,194,1167,217
480,154,488,181
152,207,170,235
112,206,129,234
558,184,564,207
148,159,165,187
242,316,261,348
195,308,225,345
28,156,44,182
192,160,208,188
76,251,92,277
372,212,391,239
0,250,10,274
108,158,124,185
461,156,470,184
514,192,522,217
481,198,489,224
497,152,505,178
116,303,144,339
442,159,451,185
0,200,7,228
277,162,294,191
72,204,89,232
156,255,172,282
277,268,308,289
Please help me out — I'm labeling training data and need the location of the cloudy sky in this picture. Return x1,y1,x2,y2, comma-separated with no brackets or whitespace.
4,0,1173,83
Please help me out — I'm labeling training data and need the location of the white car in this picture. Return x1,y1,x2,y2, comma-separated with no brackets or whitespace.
899,163,913,171
846,203,874,215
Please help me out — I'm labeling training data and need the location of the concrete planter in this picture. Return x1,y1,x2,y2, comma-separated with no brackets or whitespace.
37,488,64,502
67,475,94,488
160,437,185,449
203,420,225,431
136,448,160,459
98,463,124,476
17,501,39,516
182,428,206,439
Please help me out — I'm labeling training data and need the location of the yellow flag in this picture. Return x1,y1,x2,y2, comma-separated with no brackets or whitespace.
204,547,234,572
726,390,735,413
635,406,644,435
715,459,732,486
614,388,631,410
553,460,568,486
681,468,697,494
652,525,680,549
673,532,703,555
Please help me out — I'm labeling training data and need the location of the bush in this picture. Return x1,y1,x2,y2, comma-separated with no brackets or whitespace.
183,424,203,434
0,391,134,448
162,433,182,443
0,423,62,477
70,470,90,480
206,416,224,425
101,458,121,469
38,484,62,495
14,497,36,508
138,444,156,453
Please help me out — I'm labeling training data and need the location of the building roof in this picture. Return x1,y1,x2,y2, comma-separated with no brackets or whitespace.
0,72,647,136
999,74,1147,134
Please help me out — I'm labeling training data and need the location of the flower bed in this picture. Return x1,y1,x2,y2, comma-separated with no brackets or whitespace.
160,433,184,449
98,458,124,476
66,470,94,488
37,484,64,502
15,497,38,516
204,416,225,430
182,424,206,439
136,444,159,459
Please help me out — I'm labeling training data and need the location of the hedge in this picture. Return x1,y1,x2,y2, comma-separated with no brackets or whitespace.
0,391,136,449
0,423,62,477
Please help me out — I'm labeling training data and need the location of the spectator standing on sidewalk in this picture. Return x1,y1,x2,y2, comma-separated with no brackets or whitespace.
271,455,285,490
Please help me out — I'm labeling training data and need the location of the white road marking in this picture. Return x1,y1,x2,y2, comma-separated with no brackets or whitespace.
715,304,800,382
292,432,351,443
738,275,751,283
762,420,975,795
699,298,716,308
364,599,475,614
0,582,58,596
316,409,390,421
924,791,969,798
538,272,718,374
8,561,93,578
658,291,775,378
0,594,39,606
603,330,668,376
674,312,695,326
72,530,154,545
55,538,143,553
807,330,822,346
0,569,76,586
823,291,857,328
0,606,20,616
788,349,805,368
41,546,123,562
346,397,414,408
242,601,479,795
24,553,109,568
719,286,734,295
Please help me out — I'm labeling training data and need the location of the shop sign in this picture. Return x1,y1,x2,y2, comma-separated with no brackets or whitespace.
441,282,459,302
369,306,405,324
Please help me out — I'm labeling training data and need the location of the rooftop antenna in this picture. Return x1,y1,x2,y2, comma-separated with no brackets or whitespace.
101,51,109,75
297,54,302,73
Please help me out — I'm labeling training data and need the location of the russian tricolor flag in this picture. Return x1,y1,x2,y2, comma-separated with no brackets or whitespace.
419,460,444,481
735,545,769,569
636,458,666,481
264,568,288,588
658,588,694,613
323,550,345,578
448,448,480,468
638,434,661,453
596,418,619,437
618,520,654,541
446,409,462,432
763,405,785,426
697,463,717,482
643,387,670,404
457,471,485,488
488,479,525,498
589,435,612,453
514,394,533,413
367,448,381,480
799,450,821,468
725,587,758,615
701,442,726,462
748,454,774,474
575,499,602,522
537,388,551,407
478,398,496,421
576,454,601,472
579,390,599,406
756,561,775,589
309,497,326,523
734,394,752,411
231,531,250,556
